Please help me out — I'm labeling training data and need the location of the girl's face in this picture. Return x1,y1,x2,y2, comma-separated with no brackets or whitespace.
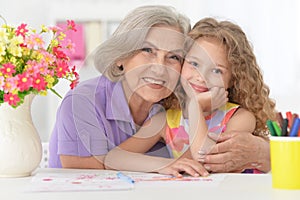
122,25,185,104
181,37,232,97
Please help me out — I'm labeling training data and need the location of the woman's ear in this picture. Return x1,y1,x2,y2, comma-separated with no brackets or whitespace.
116,61,122,67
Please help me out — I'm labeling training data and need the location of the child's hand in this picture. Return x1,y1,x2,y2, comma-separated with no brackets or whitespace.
157,157,209,177
210,87,228,110
196,87,228,112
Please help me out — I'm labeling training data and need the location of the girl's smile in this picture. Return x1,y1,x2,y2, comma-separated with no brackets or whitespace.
189,82,209,93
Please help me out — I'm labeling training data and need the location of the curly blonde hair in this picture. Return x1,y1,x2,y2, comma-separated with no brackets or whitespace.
184,17,277,135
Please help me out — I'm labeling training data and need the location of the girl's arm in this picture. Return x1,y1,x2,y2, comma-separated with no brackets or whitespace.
225,108,256,133
104,111,209,177
188,87,229,160
104,112,166,171
187,99,209,160
115,111,167,154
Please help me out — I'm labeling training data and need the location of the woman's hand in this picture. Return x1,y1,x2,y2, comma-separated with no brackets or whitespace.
197,131,270,173
157,157,209,177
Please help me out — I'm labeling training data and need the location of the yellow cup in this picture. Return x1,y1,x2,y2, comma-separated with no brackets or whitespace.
270,136,300,189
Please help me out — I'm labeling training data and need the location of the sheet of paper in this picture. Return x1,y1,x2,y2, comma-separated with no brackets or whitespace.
122,171,227,188
28,170,226,192
28,171,134,192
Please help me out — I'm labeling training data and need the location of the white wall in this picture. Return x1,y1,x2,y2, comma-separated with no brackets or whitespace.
1,0,299,141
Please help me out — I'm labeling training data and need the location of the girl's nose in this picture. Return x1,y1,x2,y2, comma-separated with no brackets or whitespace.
195,70,206,83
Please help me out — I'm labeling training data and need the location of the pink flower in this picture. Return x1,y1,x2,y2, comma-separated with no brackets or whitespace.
65,39,75,52
3,77,18,93
34,60,50,76
25,60,40,76
25,33,45,49
0,19,80,107
49,26,62,33
0,63,16,76
4,93,20,107
40,51,55,64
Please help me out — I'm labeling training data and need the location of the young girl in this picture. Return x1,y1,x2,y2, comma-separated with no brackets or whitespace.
167,17,277,162
105,17,276,175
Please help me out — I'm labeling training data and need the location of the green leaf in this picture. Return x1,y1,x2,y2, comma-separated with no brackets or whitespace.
49,88,62,99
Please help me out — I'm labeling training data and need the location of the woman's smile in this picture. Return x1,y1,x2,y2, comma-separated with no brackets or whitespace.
142,77,166,89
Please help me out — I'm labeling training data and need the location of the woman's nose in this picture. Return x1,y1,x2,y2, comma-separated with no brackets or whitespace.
149,63,165,76
149,52,167,75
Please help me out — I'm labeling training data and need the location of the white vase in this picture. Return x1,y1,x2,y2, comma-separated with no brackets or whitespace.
0,94,42,177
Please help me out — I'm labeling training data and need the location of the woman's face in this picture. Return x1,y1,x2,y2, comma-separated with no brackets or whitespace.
181,37,232,97
121,25,185,104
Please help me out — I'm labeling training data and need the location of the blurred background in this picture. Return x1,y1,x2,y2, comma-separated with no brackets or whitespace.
1,0,300,142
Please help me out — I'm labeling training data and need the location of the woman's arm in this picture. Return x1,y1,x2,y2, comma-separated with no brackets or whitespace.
198,108,269,173
60,110,163,170
53,92,111,169
201,131,270,173
60,155,105,169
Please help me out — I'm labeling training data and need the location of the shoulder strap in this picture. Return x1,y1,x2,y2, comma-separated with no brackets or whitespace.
166,109,182,128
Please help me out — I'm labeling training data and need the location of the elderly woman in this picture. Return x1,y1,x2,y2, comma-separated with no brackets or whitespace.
49,5,208,175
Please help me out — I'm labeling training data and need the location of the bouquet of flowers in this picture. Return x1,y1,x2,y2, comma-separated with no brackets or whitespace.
0,16,79,107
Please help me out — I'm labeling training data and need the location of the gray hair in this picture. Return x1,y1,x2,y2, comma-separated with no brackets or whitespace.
93,5,190,81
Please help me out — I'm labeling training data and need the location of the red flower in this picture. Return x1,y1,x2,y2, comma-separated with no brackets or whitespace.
15,23,28,38
32,74,47,91
70,79,79,89
53,46,67,60
17,73,32,92
55,60,69,78
67,20,77,32
4,93,20,106
69,66,79,89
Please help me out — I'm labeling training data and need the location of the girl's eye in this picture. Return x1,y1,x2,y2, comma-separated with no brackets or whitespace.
188,61,199,68
212,68,223,74
141,47,153,53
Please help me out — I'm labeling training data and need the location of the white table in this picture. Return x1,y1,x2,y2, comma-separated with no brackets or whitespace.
0,168,299,200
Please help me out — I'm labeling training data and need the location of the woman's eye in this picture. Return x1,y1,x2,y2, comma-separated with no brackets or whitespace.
169,55,183,63
141,47,153,53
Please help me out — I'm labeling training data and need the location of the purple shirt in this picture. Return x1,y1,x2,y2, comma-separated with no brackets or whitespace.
49,76,169,168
